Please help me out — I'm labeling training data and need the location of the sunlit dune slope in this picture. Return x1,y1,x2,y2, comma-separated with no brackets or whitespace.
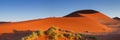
0,16,111,34
64,10,117,24
80,13,116,25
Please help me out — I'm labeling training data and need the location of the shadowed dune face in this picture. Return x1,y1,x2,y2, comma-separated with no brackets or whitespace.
64,13,83,17
64,10,99,17
96,34,120,40
80,13,116,25
64,10,117,25
0,30,32,40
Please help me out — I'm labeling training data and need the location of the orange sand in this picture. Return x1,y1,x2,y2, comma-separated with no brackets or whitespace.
0,17,111,34
0,10,115,35
80,13,116,24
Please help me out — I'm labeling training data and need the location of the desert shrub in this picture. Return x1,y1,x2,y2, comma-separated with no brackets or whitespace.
21,36,27,40
26,36,31,40
58,33,64,37
88,36,99,40
21,26,99,40
49,32,59,40
63,32,75,39
21,37,25,40
43,26,60,40
21,36,31,40
75,33,83,40
35,30,43,36
65,30,71,33
31,32,37,37
78,33,84,36
45,27,58,35
21,32,38,40
49,32,64,40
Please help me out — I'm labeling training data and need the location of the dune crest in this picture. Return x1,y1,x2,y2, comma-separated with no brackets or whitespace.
64,10,117,25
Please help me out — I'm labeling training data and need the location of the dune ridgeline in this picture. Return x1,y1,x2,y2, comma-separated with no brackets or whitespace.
0,10,118,40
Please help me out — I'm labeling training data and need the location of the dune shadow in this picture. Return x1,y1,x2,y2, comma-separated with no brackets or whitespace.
0,30,32,40
95,34,120,40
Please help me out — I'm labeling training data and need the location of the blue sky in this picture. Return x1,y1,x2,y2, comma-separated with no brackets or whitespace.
0,0,120,21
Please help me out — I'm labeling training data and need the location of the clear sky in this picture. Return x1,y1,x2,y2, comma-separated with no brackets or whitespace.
0,0,120,21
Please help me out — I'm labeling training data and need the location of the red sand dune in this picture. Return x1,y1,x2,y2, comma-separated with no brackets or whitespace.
80,13,116,25
64,10,117,25
0,10,114,35
1,10,118,40
0,17,111,34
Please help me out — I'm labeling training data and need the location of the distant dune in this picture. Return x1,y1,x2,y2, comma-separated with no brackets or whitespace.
113,17,120,20
64,10,117,25
0,22,11,24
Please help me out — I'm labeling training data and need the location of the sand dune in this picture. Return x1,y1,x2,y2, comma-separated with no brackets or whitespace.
0,9,118,40
0,17,111,34
64,10,116,25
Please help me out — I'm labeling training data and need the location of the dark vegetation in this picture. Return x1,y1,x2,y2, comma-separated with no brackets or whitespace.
64,9,99,17
21,26,98,40
0,30,32,40
0,26,98,40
